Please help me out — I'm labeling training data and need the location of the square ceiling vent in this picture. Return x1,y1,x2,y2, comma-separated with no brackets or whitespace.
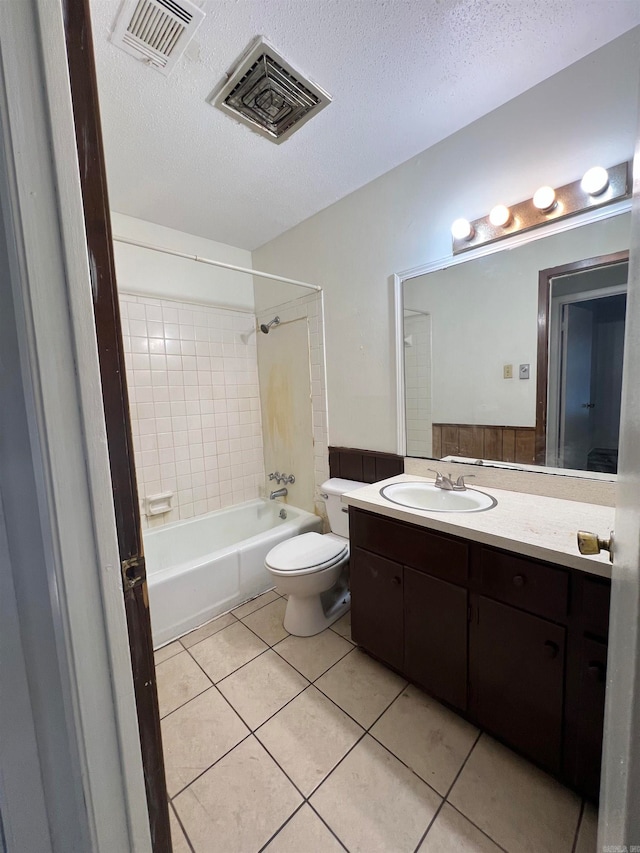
210,38,332,144
109,0,205,76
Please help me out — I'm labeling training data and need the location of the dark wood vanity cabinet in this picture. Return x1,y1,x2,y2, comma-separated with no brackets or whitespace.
350,548,404,670
349,506,611,801
471,596,565,773
404,568,468,710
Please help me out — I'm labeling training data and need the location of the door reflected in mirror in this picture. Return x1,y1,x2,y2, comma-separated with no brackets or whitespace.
402,211,630,476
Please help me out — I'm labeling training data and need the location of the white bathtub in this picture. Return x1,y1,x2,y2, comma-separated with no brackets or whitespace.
144,499,322,647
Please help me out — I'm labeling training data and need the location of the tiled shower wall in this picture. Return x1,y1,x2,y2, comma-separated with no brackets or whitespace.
120,293,265,528
404,312,433,458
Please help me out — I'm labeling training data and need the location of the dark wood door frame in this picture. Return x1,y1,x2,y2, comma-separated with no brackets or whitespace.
62,1,171,849
535,250,629,465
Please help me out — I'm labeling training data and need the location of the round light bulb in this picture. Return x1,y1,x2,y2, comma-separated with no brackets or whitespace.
581,166,609,196
489,204,512,227
533,185,557,212
451,218,474,241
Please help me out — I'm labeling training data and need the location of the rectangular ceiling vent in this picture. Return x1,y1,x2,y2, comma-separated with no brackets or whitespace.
109,0,205,76
209,38,332,144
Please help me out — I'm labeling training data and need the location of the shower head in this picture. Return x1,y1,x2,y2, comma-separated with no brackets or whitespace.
260,316,280,334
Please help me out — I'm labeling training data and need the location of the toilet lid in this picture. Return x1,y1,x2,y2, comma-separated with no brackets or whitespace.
266,532,348,573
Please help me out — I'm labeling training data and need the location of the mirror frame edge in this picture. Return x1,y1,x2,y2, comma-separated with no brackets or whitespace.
394,197,633,479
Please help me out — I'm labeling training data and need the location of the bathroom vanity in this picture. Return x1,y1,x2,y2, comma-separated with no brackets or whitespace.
343,476,614,802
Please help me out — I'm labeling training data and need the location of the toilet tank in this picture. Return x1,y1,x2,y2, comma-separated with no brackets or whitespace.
321,478,367,538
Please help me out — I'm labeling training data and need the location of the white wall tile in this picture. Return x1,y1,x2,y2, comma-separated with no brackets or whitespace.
121,293,265,527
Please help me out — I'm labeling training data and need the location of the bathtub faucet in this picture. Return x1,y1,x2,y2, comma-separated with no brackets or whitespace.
269,487,288,500
269,472,296,485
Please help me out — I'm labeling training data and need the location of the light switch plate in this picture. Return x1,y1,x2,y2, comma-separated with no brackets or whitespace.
519,363,530,380
503,364,513,379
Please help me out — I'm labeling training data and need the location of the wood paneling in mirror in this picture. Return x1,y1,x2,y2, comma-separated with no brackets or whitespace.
431,424,536,464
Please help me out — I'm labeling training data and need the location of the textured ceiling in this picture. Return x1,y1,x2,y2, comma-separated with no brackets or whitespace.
90,1,640,251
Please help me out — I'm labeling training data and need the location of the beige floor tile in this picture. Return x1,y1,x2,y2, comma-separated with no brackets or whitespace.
331,610,352,641
241,597,289,645
449,735,581,853
217,650,308,730
274,629,354,681
232,589,279,619
256,685,364,795
264,805,344,853
156,650,210,718
371,685,478,794
173,736,302,853
418,803,503,852
169,806,191,853
161,687,249,796
311,734,441,852
315,647,407,728
188,620,268,682
180,612,236,648
575,803,598,853
154,640,183,666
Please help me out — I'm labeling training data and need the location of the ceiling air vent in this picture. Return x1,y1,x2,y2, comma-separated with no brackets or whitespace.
209,38,332,144
109,0,205,76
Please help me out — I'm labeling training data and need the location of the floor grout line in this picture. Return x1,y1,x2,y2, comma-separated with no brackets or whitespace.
306,801,351,852
169,729,254,801
161,614,582,853
571,799,587,853
169,798,196,853
412,729,483,853
269,635,357,683
255,802,307,853
444,801,510,853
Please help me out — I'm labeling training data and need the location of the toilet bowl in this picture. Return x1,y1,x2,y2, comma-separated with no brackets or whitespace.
264,478,365,636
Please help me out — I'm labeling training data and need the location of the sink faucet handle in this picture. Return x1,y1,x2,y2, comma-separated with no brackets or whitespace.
428,468,444,484
454,474,475,490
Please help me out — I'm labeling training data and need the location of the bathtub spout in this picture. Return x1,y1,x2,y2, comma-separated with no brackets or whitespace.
269,487,288,500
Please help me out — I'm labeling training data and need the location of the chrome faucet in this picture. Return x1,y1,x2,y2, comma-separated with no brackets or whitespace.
269,487,288,500
429,469,475,491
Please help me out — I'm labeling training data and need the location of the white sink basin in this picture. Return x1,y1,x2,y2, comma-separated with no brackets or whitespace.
380,482,497,513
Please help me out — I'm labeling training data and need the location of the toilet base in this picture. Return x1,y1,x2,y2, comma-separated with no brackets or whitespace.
283,586,350,637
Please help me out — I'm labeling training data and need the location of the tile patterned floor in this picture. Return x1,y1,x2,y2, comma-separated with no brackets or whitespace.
156,591,599,853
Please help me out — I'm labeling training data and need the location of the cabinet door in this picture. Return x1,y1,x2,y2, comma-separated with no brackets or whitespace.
404,568,468,711
473,596,565,773
351,548,403,670
574,637,607,801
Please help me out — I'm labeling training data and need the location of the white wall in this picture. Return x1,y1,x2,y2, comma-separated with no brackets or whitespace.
112,212,255,309
252,29,640,453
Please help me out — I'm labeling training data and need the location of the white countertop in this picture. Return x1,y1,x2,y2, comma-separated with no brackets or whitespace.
342,474,614,579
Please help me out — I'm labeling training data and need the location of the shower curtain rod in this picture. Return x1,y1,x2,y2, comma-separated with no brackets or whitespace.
113,235,321,292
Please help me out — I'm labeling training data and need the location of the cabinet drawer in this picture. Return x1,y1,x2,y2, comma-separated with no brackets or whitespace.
350,509,468,585
478,548,569,622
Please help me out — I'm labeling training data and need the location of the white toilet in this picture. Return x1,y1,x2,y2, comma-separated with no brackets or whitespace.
264,478,365,637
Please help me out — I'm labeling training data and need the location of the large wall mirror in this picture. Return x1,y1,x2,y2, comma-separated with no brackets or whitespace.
399,207,631,477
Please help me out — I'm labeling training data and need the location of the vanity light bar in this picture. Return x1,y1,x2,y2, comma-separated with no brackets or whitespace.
451,161,630,255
